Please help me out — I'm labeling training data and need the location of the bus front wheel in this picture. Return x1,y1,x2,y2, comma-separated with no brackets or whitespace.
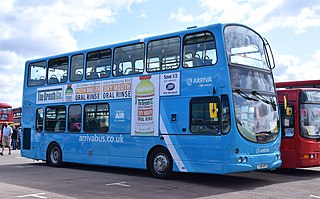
148,147,173,179
47,143,62,167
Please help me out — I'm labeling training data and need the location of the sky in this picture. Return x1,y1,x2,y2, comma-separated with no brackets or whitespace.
0,0,320,108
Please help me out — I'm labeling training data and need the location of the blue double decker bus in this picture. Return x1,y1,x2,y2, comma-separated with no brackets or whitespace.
21,23,281,178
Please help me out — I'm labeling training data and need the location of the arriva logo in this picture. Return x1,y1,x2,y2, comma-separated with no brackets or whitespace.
186,78,193,86
186,77,212,86
256,148,270,154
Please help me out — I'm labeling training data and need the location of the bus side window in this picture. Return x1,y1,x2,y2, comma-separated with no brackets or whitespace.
113,43,144,76
68,105,82,132
70,54,84,82
36,108,44,132
84,103,109,133
28,61,46,87
86,49,112,80
48,57,68,84
190,97,220,135
221,94,231,134
45,106,66,132
183,32,217,68
147,37,180,72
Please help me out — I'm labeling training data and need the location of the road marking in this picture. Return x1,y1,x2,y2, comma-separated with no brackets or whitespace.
310,195,320,198
15,165,34,168
105,182,131,187
17,192,47,198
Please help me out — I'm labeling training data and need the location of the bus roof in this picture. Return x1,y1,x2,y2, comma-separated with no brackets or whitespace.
276,80,320,89
277,87,320,92
0,102,12,108
25,23,254,64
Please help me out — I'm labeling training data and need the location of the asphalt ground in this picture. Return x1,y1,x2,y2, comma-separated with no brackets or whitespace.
1,150,320,199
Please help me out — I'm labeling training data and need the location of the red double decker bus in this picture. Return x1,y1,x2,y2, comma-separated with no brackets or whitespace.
0,103,14,147
276,80,320,168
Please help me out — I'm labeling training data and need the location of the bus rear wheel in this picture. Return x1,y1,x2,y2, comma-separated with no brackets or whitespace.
148,147,173,179
47,143,62,167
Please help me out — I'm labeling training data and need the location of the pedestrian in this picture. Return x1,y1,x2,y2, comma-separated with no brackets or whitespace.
17,127,21,150
0,122,13,156
11,126,18,150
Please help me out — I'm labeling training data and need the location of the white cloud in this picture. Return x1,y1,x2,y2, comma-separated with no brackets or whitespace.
198,0,253,23
132,34,154,40
0,51,26,108
0,0,13,14
169,8,194,23
139,10,147,18
274,50,320,82
0,0,147,108
168,0,320,86
169,0,320,34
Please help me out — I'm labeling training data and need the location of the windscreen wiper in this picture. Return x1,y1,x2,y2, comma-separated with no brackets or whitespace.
234,89,258,101
238,53,263,62
251,91,277,111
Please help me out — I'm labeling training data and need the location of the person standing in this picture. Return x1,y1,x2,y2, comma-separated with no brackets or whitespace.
17,127,21,150
0,122,13,156
11,126,18,150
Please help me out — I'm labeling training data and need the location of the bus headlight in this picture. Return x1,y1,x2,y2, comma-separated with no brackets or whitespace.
238,157,243,163
243,156,248,163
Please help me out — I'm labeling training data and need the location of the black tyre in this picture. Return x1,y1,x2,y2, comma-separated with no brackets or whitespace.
47,143,62,167
148,147,173,179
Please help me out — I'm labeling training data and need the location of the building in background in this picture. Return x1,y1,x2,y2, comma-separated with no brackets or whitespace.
13,107,22,128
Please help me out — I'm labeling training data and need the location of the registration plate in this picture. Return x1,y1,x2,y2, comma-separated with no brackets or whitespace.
257,163,268,169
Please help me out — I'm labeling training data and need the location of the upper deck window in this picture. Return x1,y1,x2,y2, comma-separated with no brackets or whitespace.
183,32,217,68
147,37,180,72
224,25,268,70
27,61,46,87
86,49,111,80
70,54,84,82
113,43,144,76
48,57,69,84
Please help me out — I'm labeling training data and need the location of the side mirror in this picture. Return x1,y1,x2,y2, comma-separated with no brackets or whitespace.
209,102,218,118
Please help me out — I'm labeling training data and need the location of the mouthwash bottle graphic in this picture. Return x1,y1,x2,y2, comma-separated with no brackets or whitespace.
135,75,155,135
65,84,73,102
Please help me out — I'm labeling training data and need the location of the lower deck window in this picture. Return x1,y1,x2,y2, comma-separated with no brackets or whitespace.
84,103,110,133
45,106,66,132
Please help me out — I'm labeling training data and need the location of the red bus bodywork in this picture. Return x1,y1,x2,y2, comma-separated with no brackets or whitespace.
276,80,320,89
277,86,320,168
0,103,14,147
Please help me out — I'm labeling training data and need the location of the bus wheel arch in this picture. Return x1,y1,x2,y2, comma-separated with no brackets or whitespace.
46,142,63,167
147,146,173,179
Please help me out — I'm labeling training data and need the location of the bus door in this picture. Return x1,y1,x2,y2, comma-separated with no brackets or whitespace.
172,96,224,173
279,100,296,167
34,107,45,158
